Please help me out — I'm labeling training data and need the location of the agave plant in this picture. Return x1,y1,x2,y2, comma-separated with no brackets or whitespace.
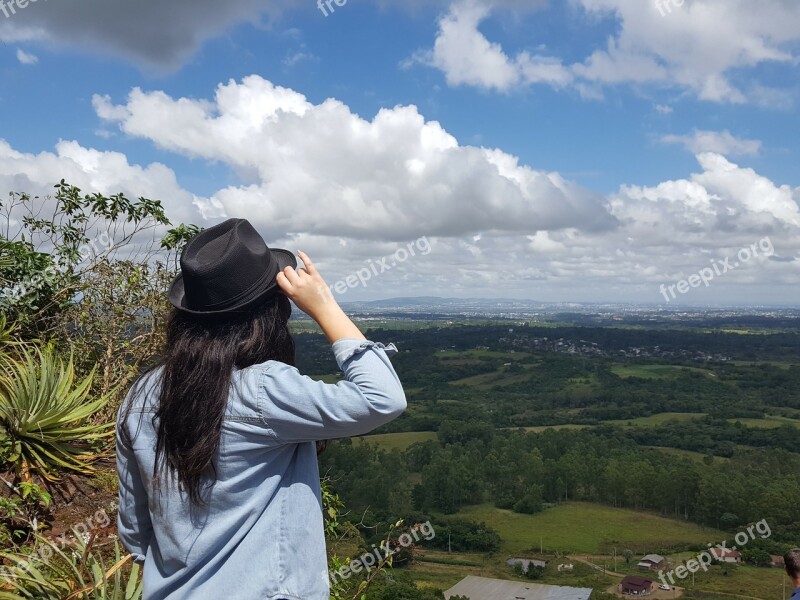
0,347,115,481
0,530,142,599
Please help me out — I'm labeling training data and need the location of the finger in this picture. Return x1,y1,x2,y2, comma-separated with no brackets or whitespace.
276,271,293,294
297,251,317,276
281,265,301,286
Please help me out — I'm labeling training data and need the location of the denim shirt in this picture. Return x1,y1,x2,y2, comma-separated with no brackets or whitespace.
116,339,406,600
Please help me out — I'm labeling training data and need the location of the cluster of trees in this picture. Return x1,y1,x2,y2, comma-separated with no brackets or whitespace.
321,425,800,544
625,417,800,455
296,324,800,437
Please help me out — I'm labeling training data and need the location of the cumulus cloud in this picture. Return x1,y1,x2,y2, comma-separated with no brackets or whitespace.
410,0,800,104
2,77,798,301
661,130,762,157
93,76,615,240
89,77,800,300
404,0,570,92
0,139,198,229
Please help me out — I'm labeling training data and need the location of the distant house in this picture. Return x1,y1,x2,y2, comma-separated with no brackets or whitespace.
619,575,654,596
506,557,546,574
637,554,665,571
557,563,574,572
713,548,742,563
771,555,786,569
444,576,591,600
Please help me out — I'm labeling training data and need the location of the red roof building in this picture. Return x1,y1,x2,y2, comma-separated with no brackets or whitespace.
619,575,654,596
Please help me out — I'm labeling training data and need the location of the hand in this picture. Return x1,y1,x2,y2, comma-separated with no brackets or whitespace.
276,251,338,321
276,250,365,343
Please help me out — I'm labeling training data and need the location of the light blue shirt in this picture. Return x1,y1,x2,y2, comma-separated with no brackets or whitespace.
116,339,406,600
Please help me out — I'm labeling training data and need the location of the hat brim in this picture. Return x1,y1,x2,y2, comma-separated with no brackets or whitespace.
167,248,297,315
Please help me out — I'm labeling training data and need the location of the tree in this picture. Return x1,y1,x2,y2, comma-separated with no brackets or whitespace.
623,549,634,564
742,548,771,567
1,181,199,416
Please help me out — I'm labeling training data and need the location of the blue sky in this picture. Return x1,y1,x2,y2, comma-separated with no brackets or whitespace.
1,0,799,305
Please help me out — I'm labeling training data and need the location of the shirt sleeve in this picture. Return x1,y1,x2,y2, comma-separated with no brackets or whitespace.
258,338,407,443
115,401,153,564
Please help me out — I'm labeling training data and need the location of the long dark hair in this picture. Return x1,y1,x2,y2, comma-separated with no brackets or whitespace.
152,294,294,505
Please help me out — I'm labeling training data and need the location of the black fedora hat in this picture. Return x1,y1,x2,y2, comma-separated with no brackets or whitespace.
168,218,296,315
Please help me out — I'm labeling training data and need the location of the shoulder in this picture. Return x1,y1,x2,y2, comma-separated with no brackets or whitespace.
120,367,163,415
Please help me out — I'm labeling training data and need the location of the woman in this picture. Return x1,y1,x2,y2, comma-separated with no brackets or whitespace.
116,219,407,600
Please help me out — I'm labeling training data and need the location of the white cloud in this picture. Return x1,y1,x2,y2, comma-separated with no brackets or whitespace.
410,0,800,105
283,48,315,67
0,0,542,71
407,0,571,92
0,139,198,228
15,48,38,64
2,77,798,302
661,130,762,157
654,104,673,114
0,0,298,70
93,76,614,240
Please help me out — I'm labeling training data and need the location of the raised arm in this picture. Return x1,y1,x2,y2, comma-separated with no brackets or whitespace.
276,250,366,344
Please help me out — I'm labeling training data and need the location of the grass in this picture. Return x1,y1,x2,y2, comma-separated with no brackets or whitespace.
667,561,789,599
646,446,728,464
729,360,796,369
407,504,782,597
448,369,534,389
605,412,707,427
506,424,590,433
728,416,800,429
456,502,726,554
611,364,715,379
354,431,436,451
435,349,530,360
88,468,119,494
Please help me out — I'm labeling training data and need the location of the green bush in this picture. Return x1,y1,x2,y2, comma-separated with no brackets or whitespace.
0,347,114,481
0,530,142,599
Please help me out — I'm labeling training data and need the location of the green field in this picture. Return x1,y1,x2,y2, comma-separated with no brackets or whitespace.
605,412,707,427
646,446,728,463
659,554,790,599
354,431,436,450
730,360,797,369
448,368,534,389
457,502,726,554
611,364,715,379
436,349,530,360
507,424,590,433
728,416,800,429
